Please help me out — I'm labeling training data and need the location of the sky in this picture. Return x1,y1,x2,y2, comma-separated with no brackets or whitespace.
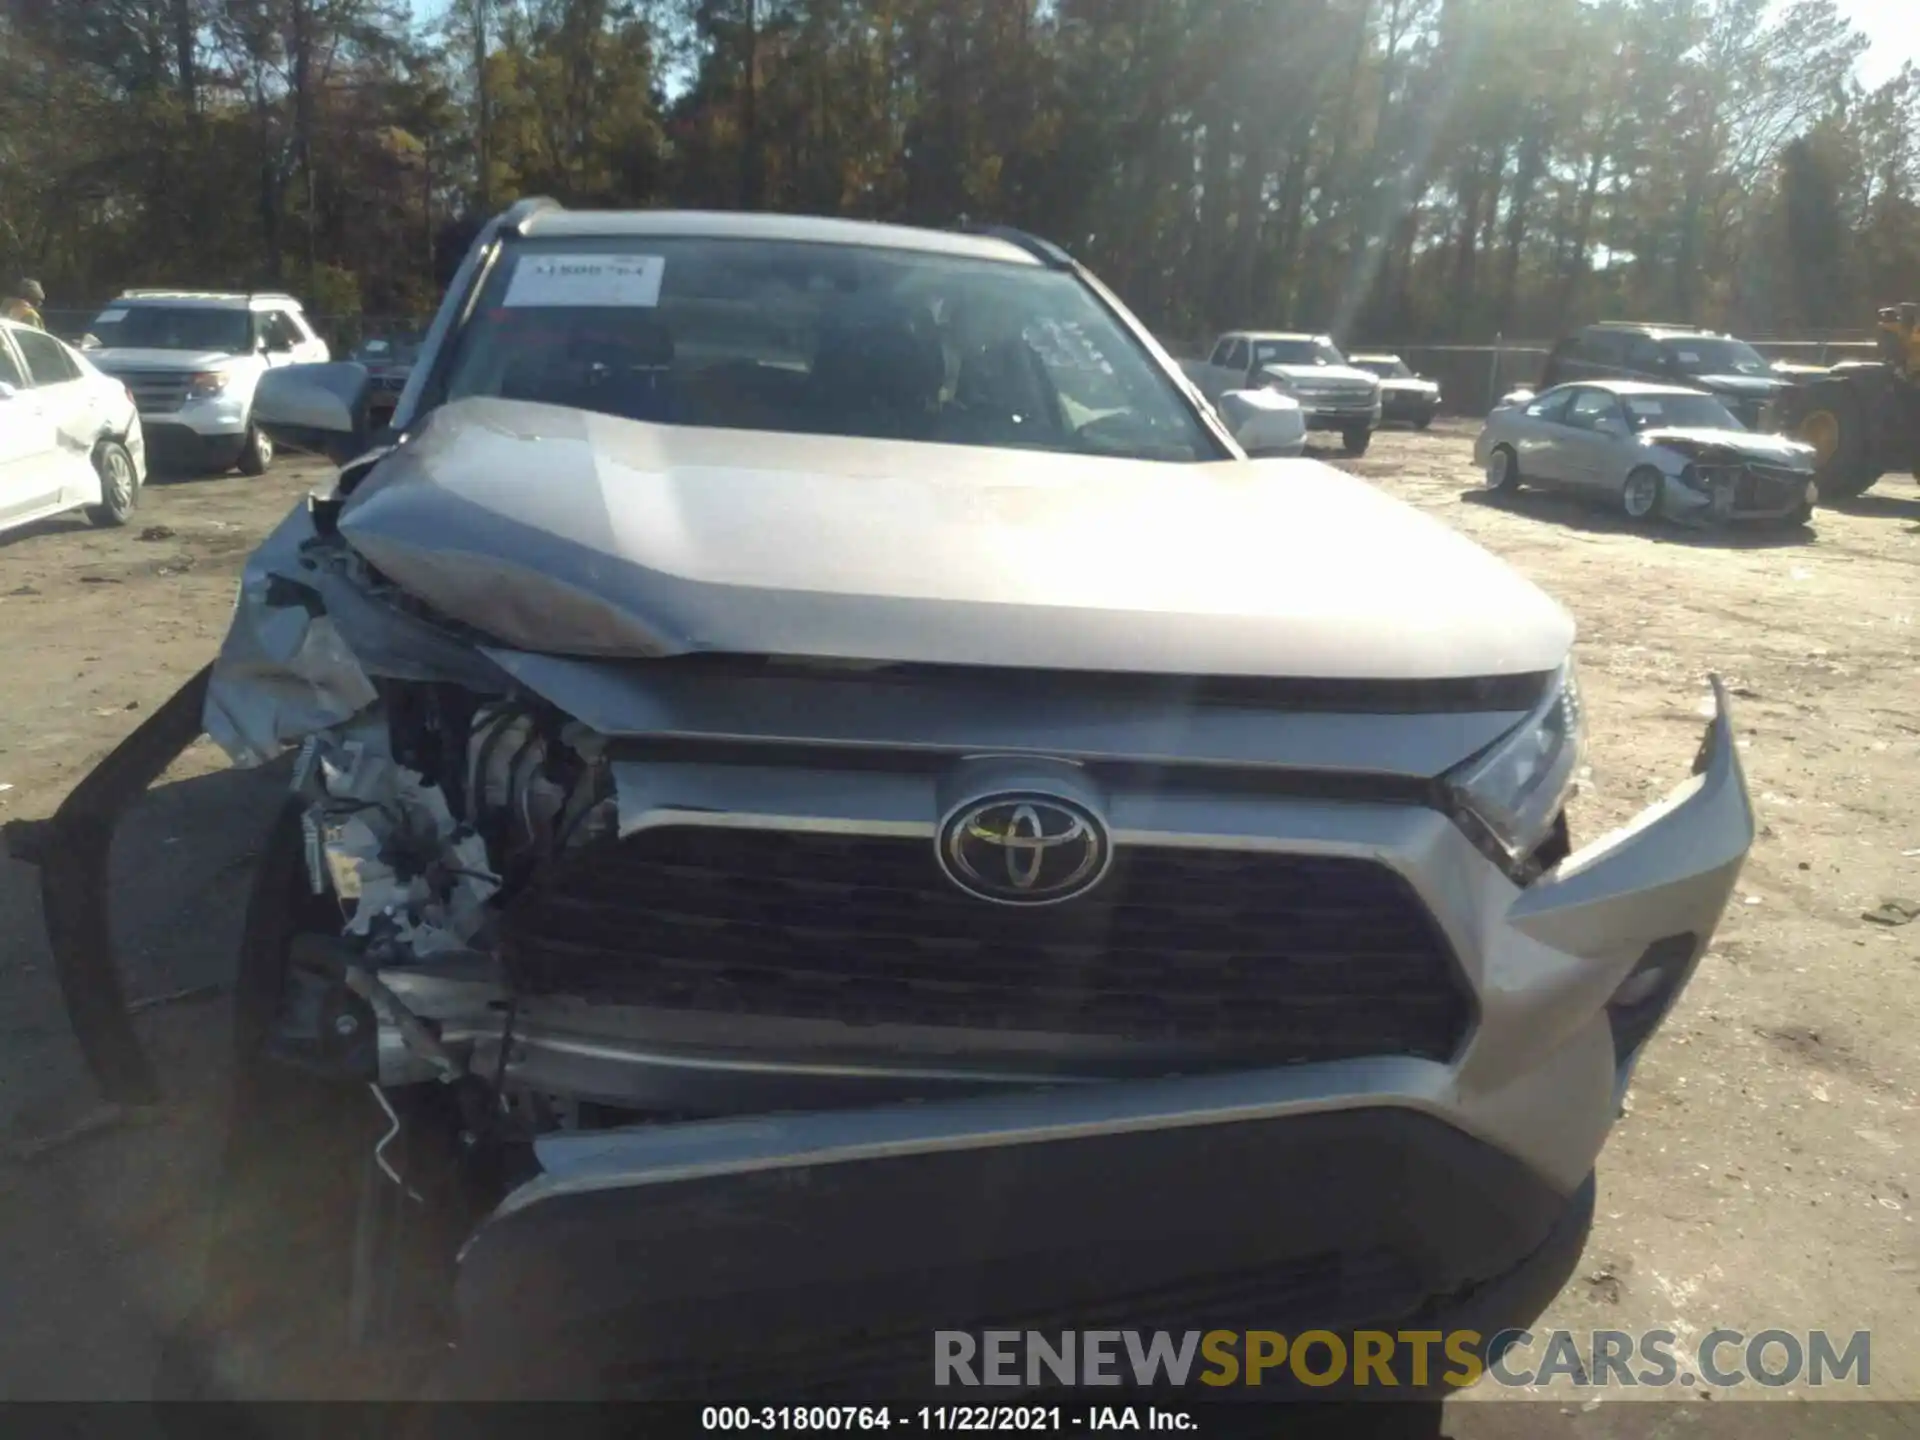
1838,0,1917,88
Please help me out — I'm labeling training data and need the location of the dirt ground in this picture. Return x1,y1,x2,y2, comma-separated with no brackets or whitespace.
1,429,1918,1423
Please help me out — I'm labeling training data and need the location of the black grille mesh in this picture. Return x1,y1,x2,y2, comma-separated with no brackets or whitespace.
502,828,1469,1065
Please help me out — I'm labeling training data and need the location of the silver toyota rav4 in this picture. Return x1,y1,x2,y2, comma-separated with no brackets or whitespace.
14,204,1754,1400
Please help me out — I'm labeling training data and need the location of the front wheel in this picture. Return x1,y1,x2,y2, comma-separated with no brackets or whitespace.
1484,444,1522,493
1342,424,1372,456
1414,413,1434,432
85,439,138,527
237,424,274,476
1621,466,1665,522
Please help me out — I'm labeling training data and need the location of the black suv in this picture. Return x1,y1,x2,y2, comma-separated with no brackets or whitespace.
1540,322,1787,429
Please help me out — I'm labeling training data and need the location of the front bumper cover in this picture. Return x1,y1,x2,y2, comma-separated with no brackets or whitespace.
5,662,1751,1395
142,422,250,472
450,681,1750,1396
1300,399,1383,429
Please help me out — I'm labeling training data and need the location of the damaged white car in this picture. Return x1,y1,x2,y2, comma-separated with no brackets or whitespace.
9,204,1755,1401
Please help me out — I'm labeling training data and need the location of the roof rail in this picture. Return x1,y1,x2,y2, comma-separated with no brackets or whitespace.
953,222,1075,270
1591,319,1712,333
501,196,563,237
115,288,304,305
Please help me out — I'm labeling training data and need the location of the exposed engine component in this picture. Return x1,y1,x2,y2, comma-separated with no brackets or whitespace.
463,701,615,884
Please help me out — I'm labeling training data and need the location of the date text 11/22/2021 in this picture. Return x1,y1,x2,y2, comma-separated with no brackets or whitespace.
701,1407,1199,1431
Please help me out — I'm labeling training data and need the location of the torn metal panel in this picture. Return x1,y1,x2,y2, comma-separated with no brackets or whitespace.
305,729,501,960
203,501,511,768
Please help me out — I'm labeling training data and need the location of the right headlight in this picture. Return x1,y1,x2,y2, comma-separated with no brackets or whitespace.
1444,660,1584,874
186,369,233,401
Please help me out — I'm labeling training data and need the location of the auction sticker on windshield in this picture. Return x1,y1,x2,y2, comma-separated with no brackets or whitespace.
95,309,128,323
505,254,666,308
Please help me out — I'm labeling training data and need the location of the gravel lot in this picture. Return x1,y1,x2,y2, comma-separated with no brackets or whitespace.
1,427,1917,1423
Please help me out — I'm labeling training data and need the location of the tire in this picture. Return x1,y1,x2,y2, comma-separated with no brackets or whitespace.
237,423,274,476
1414,413,1433,432
1793,379,1882,500
1484,444,1521,493
1342,424,1372,456
84,439,138,527
1621,466,1665,522
161,804,459,1400
1786,500,1815,527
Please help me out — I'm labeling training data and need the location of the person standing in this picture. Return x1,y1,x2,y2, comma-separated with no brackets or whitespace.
2,279,45,328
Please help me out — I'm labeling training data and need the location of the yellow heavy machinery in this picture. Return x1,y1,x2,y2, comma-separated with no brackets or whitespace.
1770,304,1920,499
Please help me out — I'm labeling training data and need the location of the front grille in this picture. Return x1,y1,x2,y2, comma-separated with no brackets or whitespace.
108,370,194,414
1716,463,1803,510
502,828,1470,1066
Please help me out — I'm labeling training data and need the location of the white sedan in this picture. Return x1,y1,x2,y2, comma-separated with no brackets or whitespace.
1475,379,1818,526
0,318,147,536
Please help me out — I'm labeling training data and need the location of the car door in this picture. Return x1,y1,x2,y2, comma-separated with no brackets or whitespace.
0,325,88,518
1557,387,1628,490
1624,335,1670,385
0,328,62,522
283,309,329,363
1221,336,1252,389
258,310,304,369
1510,388,1575,482
13,326,99,486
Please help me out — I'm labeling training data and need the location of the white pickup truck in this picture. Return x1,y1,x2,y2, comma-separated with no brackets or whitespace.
1182,330,1383,455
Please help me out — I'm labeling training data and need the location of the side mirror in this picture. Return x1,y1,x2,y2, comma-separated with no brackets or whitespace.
78,334,101,350
0,381,16,401
1220,388,1305,458
253,362,373,467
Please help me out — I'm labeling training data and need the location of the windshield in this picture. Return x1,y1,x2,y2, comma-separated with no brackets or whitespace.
87,305,252,354
1662,337,1769,378
432,237,1216,462
1251,337,1346,368
1624,392,1743,432
1353,357,1411,379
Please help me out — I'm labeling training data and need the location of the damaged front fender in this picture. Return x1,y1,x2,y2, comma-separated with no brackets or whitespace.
9,488,512,1104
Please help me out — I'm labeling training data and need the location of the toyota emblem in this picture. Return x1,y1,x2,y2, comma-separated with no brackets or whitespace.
936,792,1112,906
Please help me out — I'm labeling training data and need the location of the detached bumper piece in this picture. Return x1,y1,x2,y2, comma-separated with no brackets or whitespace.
447,1104,1591,1400
3,665,213,1104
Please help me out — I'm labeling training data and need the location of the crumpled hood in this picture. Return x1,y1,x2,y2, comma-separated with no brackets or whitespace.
1640,427,1816,468
1261,363,1380,391
334,396,1573,679
89,347,239,372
